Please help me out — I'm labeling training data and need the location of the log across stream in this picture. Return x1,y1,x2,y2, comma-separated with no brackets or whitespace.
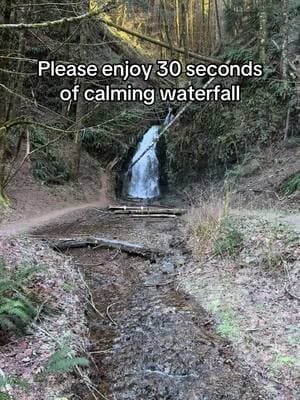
33,208,266,400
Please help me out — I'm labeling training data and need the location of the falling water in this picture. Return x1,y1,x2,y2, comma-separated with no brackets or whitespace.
127,110,174,199
127,125,161,199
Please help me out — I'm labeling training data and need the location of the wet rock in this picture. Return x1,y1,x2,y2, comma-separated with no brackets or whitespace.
174,255,186,268
144,273,163,286
244,256,259,265
160,261,175,274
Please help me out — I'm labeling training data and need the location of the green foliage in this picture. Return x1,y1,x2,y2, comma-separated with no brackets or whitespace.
45,346,89,375
268,354,300,372
0,297,36,332
226,156,261,183
33,158,71,184
81,102,163,166
268,80,294,100
0,261,45,296
223,47,255,62
0,374,30,400
208,300,241,341
217,309,241,341
290,0,300,16
279,174,300,196
167,82,285,182
31,127,71,184
224,0,259,36
0,393,11,400
213,217,244,257
0,260,43,335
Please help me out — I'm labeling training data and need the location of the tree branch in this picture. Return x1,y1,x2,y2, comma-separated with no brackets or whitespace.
0,9,101,29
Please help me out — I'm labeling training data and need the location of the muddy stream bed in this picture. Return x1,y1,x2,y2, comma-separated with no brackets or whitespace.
33,208,266,400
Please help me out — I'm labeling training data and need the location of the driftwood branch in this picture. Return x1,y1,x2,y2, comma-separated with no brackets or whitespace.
48,236,166,260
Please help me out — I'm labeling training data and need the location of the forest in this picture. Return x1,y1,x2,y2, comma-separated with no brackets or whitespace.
0,0,299,399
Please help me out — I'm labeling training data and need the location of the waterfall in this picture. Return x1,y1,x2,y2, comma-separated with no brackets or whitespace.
127,125,161,199
127,110,174,200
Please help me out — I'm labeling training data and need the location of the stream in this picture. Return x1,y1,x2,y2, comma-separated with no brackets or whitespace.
35,209,265,400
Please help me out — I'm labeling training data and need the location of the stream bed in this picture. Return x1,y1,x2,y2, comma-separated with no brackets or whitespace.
35,209,266,399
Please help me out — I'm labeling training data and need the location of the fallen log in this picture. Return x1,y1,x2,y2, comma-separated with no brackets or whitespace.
130,214,177,218
48,236,166,260
108,206,186,215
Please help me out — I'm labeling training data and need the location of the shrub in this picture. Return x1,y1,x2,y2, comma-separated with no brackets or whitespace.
33,158,71,184
184,191,224,259
213,217,244,257
30,127,71,184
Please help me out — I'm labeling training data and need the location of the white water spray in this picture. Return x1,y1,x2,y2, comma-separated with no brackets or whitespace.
127,110,174,199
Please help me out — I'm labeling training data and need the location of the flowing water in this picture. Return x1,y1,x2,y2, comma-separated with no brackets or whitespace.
35,209,266,400
127,110,174,200
128,125,161,199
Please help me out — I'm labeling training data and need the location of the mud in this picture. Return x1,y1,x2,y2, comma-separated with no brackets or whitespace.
34,209,267,400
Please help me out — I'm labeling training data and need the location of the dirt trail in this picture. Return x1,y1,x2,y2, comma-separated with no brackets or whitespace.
283,214,300,232
0,174,110,237
0,201,103,237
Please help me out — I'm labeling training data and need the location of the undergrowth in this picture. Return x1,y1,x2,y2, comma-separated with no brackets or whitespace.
213,217,244,257
185,185,243,260
0,346,89,399
0,375,30,400
279,173,300,196
0,258,89,398
209,300,241,341
44,345,89,375
0,260,44,336
31,127,71,184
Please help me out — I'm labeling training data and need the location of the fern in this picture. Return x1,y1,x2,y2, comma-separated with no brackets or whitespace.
0,261,43,334
0,393,12,400
45,346,89,375
0,262,46,295
280,174,300,196
0,374,30,400
0,297,36,332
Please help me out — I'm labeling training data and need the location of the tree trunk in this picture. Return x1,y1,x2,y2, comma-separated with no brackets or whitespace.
61,24,71,118
72,3,89,178
0,127,9,207
0,0,12,206
0,0,12,123
281,0,290,90
214,0,222,47
259,0,267,64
